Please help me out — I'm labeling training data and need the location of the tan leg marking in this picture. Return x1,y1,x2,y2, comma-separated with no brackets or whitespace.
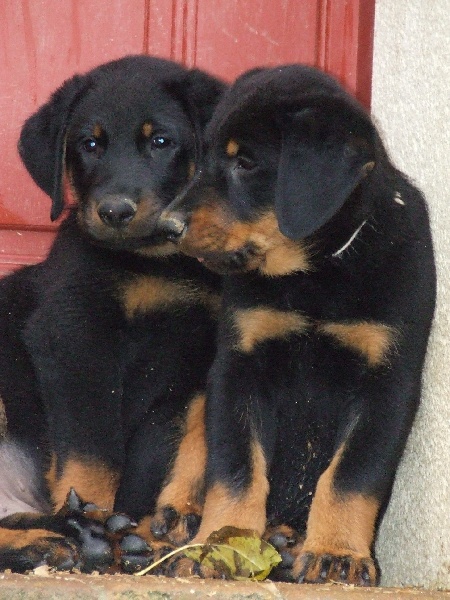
233,307,310,353
156,394,207,515
193,441,269,543
318,321,397,366
0,528,64,549
47,454,119,511
302,448,379,559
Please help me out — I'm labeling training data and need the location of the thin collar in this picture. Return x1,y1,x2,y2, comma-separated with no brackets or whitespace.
332,220,367,258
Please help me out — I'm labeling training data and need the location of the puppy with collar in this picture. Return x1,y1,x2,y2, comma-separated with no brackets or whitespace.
156,64,436,585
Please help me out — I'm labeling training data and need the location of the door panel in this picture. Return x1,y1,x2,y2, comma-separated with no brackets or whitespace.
0,0,375,274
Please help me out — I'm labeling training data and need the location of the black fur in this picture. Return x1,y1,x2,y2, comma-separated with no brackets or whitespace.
158,65,436,585
0,55,225,572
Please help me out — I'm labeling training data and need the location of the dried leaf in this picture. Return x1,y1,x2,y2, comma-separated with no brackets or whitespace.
184,526,282,581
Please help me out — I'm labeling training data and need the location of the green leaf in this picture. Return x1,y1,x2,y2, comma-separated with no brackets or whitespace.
184,526,282,581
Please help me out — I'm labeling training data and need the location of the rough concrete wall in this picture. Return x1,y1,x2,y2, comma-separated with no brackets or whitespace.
372,0,450,590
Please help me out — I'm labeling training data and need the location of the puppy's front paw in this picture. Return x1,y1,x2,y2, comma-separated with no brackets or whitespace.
293,549,378,586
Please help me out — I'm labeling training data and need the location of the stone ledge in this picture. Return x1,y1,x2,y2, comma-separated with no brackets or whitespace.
0,573,449,600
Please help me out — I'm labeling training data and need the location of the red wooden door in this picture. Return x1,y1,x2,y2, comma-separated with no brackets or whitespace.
0,0,375,275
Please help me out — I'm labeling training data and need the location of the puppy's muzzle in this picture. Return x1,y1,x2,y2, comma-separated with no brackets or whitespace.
97,198,137,229
157,213,187,242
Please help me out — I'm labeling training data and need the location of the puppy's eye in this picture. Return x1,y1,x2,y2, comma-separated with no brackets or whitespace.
236,156,256,171
151,135,172,149
83,138,98,153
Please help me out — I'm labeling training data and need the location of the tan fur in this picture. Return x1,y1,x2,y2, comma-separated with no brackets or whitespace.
226,139,239,157
193,441,269,543
92,124,103,138
120,276,220,319
181,204,310,276
0,529,64,549
135,243,179,258
318,321,396,366
188,161,196,179
156,394,206,515
48,455,120,511
234,307,310,352
142,122,153,138
302,447,379,559
245,212,311,276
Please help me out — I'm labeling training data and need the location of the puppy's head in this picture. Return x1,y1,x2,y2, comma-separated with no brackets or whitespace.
19,55,225,255
158,65,377,274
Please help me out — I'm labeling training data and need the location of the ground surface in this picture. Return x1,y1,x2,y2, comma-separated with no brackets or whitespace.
0,572,449,600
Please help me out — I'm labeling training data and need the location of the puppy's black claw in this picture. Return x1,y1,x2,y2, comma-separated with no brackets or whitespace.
151,506,179,539
296,552,314,583
82,502,100,513
318,556,332,581
268,532,288,549
80,538,114,573
185,513,201,539
106,513,137,534
279,550,295,569
121,553,154,574
119,534,151,554
339,557,351,581
66,488,83,512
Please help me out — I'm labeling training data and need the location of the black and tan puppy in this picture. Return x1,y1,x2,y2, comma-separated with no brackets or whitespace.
0,55,224,572
156,65,436,585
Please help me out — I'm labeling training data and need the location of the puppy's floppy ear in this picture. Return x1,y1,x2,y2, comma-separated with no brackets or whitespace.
183,69,227,131
275,103,376,240
18,74,89,221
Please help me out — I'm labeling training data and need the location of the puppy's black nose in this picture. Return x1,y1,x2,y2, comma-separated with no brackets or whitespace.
97,198,137,228
157,214,187,242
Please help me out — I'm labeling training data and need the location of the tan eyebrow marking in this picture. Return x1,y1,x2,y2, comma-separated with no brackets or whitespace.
92,124,103,138
142,122,153,138
226,139,239,157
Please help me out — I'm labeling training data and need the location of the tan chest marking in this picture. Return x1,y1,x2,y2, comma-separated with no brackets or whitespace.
233,307,395,366
120,276,219,319
233,307,310,353
318,321,396,367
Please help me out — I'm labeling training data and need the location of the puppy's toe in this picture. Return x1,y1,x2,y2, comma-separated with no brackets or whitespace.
151,505,201,546
263,524,304,582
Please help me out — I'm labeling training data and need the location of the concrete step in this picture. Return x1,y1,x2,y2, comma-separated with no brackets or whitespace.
0,572,449,600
